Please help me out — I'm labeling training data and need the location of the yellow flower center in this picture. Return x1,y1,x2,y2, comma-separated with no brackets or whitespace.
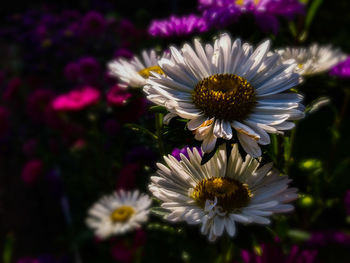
192,74,256,121
138,66,164,78
110,205,135,222
191,177,252,212
235,0,259,6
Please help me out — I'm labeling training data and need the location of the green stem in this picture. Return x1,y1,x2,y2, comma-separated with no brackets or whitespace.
328,89,350,173
284,122,298,174
155,113,165,157
215,235,233,263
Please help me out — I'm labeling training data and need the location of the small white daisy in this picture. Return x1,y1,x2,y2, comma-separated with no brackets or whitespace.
277,44,346,76
144,33,304,157
86,189,152,239
149,144,298,242
108,49,169,88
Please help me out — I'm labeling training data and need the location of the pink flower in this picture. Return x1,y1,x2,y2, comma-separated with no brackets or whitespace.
110,229,147,263
111,241,133,263
21,159,44,184
106,85,132,106
52,86,100,111
26,89,55,122
70,138,86,151
3,77,21,101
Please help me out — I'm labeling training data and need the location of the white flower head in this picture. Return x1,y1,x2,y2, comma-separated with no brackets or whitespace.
86,189,152,239
149,144,298,242
108,49,169,88
144,33,305,157
277,44,347,76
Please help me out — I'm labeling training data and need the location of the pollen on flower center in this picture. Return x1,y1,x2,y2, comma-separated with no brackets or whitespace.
192,74,256,121
191,177,252,212
138,66,164,78
110,205,135,222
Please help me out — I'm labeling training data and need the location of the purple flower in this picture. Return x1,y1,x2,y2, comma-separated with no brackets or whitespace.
198,0,305,33
81,11,106,37
114,48,134,59
330,56,350,78
148,14,209,38
199,0,241,27
64,62,81,81
171,146,202,161
78,56,101,84
239,243,318,263
124,146,157,167
307,231,350,247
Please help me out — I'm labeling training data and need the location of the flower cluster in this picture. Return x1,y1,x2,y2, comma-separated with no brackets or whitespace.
148,0,305,38
3,1,350,263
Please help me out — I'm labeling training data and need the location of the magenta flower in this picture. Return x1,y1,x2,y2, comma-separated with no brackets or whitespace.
110,229,146,263
148,14,209,38
21,159,44,184
16,258,40,263
106,85,132,106
330,56,350,78
52,86,100,111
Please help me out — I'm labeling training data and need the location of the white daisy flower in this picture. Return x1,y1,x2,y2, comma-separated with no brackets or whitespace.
86,189,152,239
149,144,298,242
277,44,347,76
108,49,169,88
144,33,304,157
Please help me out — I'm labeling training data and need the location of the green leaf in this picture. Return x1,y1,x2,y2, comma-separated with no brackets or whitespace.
151,206,170,217
305,0,324,29
287,229,311,241
149,105,168,114
124,123,158,140
2,233,15,263
305,96,330,114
